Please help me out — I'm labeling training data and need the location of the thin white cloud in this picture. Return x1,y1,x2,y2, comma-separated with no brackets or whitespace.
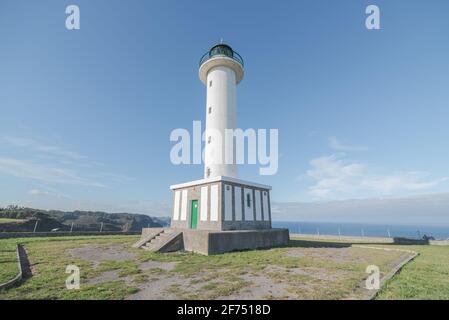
0,158,106,187
305,154,448,199
328,136,368,152
29,188,70,199
0,134,132,188
1,136,86,160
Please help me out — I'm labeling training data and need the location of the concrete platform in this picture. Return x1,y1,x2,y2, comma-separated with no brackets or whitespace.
183,228,290,255
137,228,290,255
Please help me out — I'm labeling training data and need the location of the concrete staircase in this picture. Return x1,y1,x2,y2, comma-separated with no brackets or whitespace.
132,228,163,248
134,228,183,253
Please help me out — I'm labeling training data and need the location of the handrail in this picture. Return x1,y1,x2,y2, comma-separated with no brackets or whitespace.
199,50,244,67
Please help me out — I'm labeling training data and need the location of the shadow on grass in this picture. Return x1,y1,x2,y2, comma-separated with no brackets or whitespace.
392,237,429,245
288,239,351,248
18,245,32,280
288,237,430,249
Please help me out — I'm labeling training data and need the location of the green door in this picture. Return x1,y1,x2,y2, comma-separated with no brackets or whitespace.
190,200,198,229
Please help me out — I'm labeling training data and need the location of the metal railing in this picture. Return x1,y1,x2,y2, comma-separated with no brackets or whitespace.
199,50,244,67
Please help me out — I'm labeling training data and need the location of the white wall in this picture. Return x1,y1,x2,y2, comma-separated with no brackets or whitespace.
262,191,269,221
255,190,262,221
234,186,242,221
173,190,181,221
224,184,233,221
204,66,238,179
210,184,219,221
180,189,188,221
200,186,208,221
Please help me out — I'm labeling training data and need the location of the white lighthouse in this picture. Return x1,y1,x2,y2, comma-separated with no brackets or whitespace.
134,43,289,255
199,44,244,179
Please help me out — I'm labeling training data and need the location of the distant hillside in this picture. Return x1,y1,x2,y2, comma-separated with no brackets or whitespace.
0,205,169,232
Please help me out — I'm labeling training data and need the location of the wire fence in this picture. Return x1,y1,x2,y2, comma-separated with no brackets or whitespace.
0,221,145,234
272,222,449,240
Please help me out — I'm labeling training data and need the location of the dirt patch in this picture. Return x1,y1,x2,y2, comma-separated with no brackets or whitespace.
264,265,351,282
69,244,136,268
139,261,178,272
86,270,121,285
286,247,369,264
227,272,292,300
126,273,194,300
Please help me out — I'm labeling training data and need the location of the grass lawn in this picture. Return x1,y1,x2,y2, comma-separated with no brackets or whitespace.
0,235,140,299
291,237,449,299
0,235,447,299
375,244,449,299
0,241,19,284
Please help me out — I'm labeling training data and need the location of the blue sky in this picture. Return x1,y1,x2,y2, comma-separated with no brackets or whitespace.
1,1,449,222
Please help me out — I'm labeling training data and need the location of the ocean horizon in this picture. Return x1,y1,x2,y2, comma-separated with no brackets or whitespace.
272,221,449,240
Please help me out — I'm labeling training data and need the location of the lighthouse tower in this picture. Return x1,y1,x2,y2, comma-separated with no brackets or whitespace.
199,44,244,179
151,43,290,255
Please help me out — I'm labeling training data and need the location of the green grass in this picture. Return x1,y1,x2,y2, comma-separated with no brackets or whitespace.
1,235,447,299
0,218,25,224
375,244,449,299
290,237,449,299
0,235,140,299
0,241,19,284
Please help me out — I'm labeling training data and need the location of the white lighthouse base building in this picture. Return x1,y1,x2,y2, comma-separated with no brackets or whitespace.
135,176,289,255
170,176,272,231
167,176,288,255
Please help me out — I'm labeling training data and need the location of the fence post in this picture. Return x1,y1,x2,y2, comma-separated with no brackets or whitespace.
33,220,38,233
100,222,103,233
338,226,341,240
361,228,365,237
316,228,320,237
298,224,301,234
387,229,391,238
70,222,74,233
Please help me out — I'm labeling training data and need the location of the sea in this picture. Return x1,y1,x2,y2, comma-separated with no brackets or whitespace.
272,221,449,240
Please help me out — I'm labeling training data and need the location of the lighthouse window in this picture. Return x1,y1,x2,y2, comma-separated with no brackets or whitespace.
208,107,212,114
209,80,212,87
206,167,211,178
207,136,211,144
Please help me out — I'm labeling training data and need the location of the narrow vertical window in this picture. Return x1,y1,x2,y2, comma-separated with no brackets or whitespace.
208,107,212,114
246,193,251,208
209,80,212,87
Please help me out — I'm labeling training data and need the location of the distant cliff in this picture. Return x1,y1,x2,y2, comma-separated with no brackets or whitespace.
0,206,169,232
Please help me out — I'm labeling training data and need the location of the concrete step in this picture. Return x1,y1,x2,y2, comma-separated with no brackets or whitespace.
136,228,183,252
143,230,183,253
132,228,164,248
133,228,178,249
